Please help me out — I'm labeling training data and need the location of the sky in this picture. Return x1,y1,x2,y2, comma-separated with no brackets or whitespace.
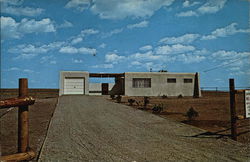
0,0,249,89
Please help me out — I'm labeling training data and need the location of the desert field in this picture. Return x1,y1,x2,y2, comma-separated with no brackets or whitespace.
110,91,250,144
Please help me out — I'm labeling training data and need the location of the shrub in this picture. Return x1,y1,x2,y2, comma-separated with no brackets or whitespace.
162,95,168,99
128,99,135,106
178,94,183,98
143,96,150,108
116,95,122,103
152,104,165,113
186,107,199,121
110,95,115,100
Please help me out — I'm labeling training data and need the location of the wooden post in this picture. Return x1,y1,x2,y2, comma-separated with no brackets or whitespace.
193,72,200,98
18,78,29,153
229,79,237,141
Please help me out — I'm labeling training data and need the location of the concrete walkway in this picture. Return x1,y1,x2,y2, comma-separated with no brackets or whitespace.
38,95,249,161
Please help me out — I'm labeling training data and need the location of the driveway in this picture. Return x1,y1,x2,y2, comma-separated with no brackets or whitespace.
38,95,249,161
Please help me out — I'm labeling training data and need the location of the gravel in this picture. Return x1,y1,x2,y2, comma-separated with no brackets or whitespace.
38,95,249,162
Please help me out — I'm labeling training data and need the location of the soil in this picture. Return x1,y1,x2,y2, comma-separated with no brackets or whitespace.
111,91,250,144
0,96,58,161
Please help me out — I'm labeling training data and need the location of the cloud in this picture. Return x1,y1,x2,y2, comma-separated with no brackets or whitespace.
159,34,200,44
59,46,97,55
211,50,250,60
105,53,125,63
139,45,152,51
177,0,227,17
81,28,99,35
1,0,44,16
1,16,56,39
40,56,57,64
90,0,175,19
72,59,83,63
129,51,163,61
127,21,149,29
201,23,250,40
58,20,73,28
155,44,195,55
99,43,106,48
182,1,200,8
65,0,91,11
176,54,205,63
71,37,83,45
92,64,114,69
103,28,124,38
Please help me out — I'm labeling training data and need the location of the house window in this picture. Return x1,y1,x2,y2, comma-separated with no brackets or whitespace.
133,78,151,88
167,78,176,83
184,78,193,83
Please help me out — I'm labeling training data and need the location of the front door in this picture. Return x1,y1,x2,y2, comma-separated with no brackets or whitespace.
102,83,109,95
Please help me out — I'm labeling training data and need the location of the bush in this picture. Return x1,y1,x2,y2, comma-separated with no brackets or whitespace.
116,95,122,103
186,107,199,120
162,95,168,99
178,94,183,98
110,95,115,100
128,99,135,106
152,104,165,113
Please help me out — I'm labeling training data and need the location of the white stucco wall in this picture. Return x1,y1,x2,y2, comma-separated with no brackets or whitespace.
124,72,200,97
59,71,89,96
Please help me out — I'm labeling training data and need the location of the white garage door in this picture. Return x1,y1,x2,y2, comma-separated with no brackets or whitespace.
64,77,85,94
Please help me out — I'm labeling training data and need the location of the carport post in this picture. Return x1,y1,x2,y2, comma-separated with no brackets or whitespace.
18,78,29,152
229,79,237,141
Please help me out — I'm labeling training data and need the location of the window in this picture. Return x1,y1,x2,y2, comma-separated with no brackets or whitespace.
184,78,193,83
167,78,176,83
133,78,151,88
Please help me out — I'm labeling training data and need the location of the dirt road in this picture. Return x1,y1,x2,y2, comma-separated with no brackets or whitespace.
38,95,249,161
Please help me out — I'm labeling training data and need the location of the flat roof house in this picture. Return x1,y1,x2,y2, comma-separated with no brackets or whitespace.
59,71,201,97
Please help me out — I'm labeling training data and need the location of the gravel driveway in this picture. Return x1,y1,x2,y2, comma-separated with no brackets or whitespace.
38,95,249,161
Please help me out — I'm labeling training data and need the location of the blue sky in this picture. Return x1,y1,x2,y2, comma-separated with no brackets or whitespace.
1,0,249,88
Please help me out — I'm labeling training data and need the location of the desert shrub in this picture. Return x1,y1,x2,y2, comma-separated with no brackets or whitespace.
128,99,135,106
152,104,165,113
186,107,199,120
178,94,183,98
116,95,122,103
162,94,168,99
143,96,150,108
110,95,115,100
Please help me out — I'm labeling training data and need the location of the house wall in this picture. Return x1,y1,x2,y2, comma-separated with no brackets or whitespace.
124,72,201,97
59,71,89,96
89,83,115,95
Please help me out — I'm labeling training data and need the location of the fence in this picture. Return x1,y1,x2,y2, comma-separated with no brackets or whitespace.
201,87,250,92
0,78,36,161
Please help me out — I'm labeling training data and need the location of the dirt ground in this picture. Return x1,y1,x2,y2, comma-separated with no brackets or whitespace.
0,97,58,161
111,91,250,144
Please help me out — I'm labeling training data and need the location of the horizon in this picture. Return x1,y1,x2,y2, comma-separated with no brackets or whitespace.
1,0,250,88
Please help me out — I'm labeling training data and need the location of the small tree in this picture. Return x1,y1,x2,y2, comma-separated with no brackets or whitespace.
178,94,183,98
128,99,135,106
152,104,165,114
186,107,199,121
162,94,168,99
143,96,149,109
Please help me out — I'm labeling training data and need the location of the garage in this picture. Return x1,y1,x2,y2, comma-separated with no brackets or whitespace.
64,77,85,94
60,71,89,96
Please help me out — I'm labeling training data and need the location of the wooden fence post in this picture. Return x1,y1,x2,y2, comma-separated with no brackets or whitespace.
229,79,237,141
18,78,29,153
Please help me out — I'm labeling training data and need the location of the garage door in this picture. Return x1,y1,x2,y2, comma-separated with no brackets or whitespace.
64,77,85,95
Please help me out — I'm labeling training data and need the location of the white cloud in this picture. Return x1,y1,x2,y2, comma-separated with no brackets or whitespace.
201,23,250,40
59,46,97,55
130,61,143,66
92,64,114,69
130,51,163,61
103,28,124,38
177,54,205,63
65,0,91,11
81,28,99,35
40,56,57,64
58,20,73,28
159,34,200,44
1,0,44,16
155,44,195,55
127,21,149,29
72,59,83,63
176,11,198,17
177,0,227,17
183,1,200,8
8,67,20,71
1,16,56,39
99,43,106,48
71,37,83,45
23,69,34,73
211,50,250,60
139,45,153,51
105,53,125,63
90,0,175,19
